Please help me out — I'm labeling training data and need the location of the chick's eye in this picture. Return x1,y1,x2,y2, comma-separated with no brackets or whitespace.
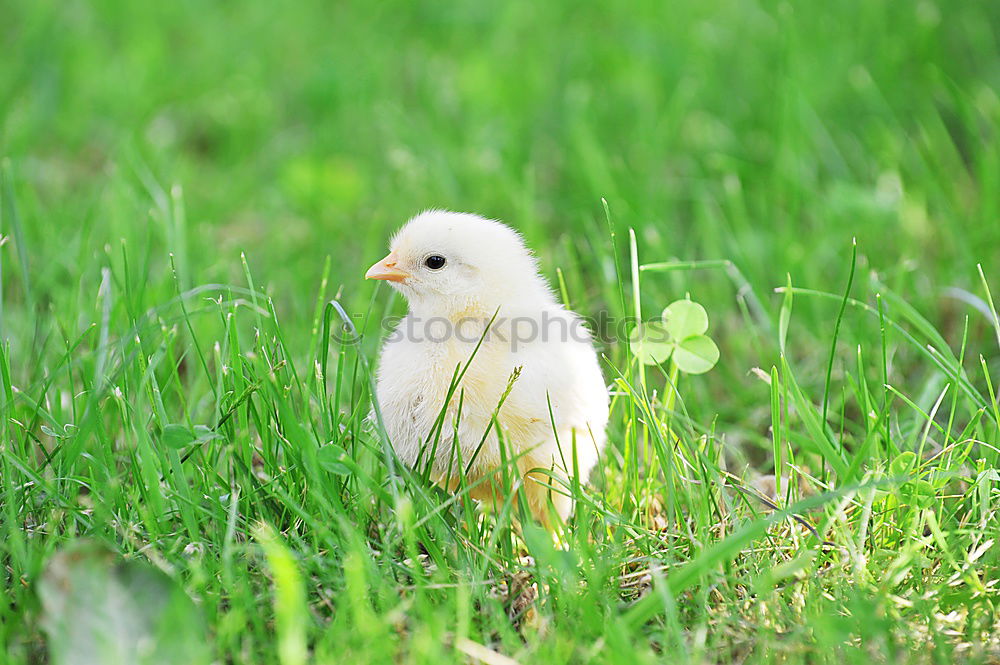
424,255,446,270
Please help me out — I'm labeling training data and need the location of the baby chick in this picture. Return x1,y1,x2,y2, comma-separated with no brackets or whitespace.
366,210,608,528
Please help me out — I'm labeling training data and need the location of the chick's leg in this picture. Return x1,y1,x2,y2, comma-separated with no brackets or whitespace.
520,427,603,530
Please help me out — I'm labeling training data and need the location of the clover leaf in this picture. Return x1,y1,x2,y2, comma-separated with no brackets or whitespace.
662,300,709,340
629,321,674,365
161,424,223,450
630,299,720,374
671,334,720,375
162,424,196,449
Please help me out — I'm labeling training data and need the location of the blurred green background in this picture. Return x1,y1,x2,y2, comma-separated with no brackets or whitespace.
5,0,999,298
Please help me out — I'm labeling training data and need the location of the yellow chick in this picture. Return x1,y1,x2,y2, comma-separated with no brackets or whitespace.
366,210,608,528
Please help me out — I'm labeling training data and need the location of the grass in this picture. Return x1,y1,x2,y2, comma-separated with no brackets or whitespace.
2,0,1000,662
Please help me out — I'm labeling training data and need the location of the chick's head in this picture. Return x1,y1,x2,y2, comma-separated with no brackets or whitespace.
366,210,552,317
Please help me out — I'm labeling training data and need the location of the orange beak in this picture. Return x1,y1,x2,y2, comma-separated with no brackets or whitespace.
365,252,410,282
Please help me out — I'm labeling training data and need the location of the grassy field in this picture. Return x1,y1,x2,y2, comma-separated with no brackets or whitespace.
3,0,1000,662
